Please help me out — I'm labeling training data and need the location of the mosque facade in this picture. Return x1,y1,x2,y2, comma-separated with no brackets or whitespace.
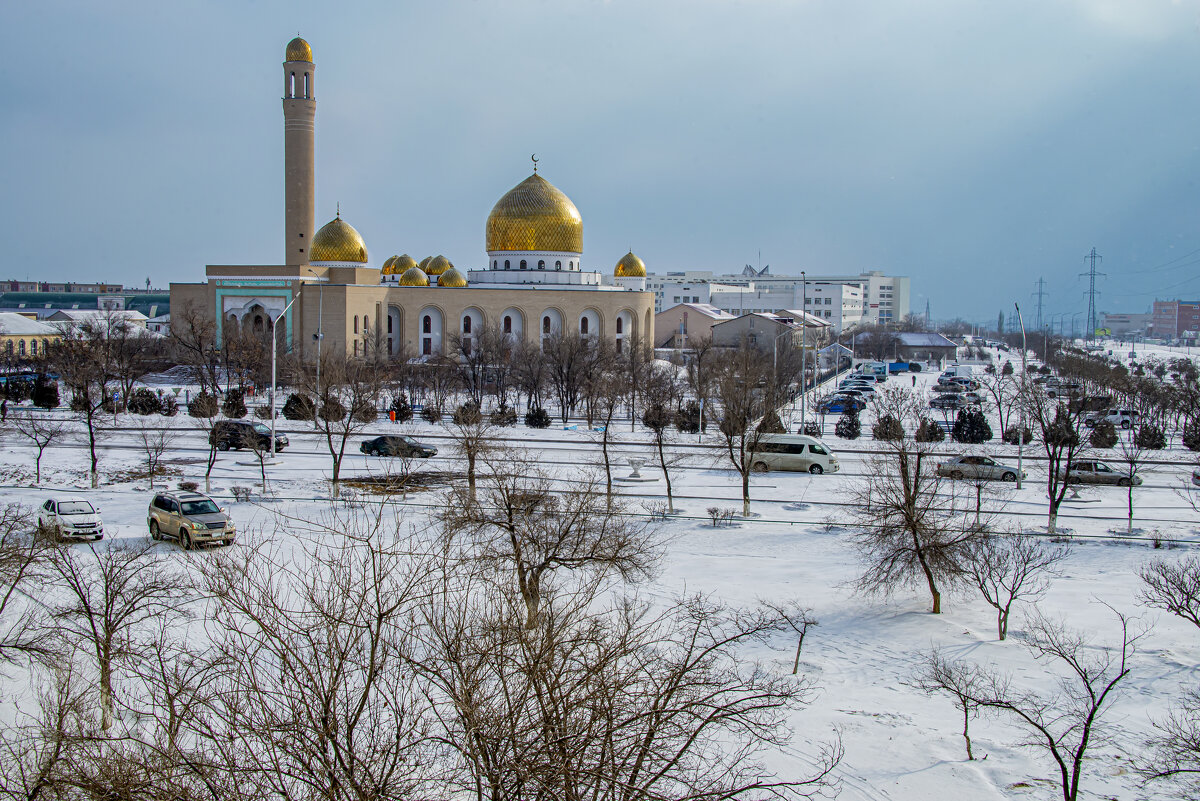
169,37,654,360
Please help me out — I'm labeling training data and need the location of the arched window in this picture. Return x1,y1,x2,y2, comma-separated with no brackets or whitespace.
569,261,574,269
520,260,527,270
354,341,359,356
17,340,25,357
289,72,296,97
555,260,562,269
538,260,545,269
503,315,512,334
42,339,48,353
354,317,359,334
423,315,432,334
543,316,551,334
504,260,510,270
463,316,472,334
616,318,623,334
29,339,36,356
253,314,264,333
5,342,11,355
580,318,589,335
303,72,310,98
493,260,497,269
363,315,369,333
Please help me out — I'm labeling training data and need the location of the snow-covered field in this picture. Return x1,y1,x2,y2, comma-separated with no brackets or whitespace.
3,361,1199,800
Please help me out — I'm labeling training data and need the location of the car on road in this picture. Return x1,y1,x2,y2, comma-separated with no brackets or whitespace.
750,434,840,474
818,397,865,414
1083,409,1138,430
147,491,236,549
1058,460,1142,487
37,498,104,541
210,420,288,453
360,435,438,458
931,383,968,394
947,376,981,390
937,455,1024,482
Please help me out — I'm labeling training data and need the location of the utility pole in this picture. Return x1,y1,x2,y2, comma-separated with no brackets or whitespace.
1080,248,1105,343
1032,277,1047,331
924,298,931,328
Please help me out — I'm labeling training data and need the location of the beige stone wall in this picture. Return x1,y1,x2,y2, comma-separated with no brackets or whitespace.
653,305,731,348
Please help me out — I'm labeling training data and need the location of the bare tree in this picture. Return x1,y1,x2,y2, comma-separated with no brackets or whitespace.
850,386,981,613
446,405,496,503
0,505,52,667
43,539,184,729
440,452,660,629
136,419,171,489
198,505,444,800
168,300,222,395
911,648,987,760
51,323,114,488
641,362,687,513
1022,381,1088,535
714,342,774,516
420,579,842,801
588,371,627,501
1140,687,1200,799
1116,422,1150,534
304,354,385,498
543,332,592,423
1139,555,1200,629
938,609,1144,801
684,334,718,431
10,410,68,484
965,533,1069,640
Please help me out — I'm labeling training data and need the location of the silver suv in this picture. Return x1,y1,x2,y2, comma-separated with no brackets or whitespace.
147,491,236,549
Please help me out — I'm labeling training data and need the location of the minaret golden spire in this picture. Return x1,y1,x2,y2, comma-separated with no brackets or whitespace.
531,153,539,173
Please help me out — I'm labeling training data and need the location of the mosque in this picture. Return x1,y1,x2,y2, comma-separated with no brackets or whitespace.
169,37,655,360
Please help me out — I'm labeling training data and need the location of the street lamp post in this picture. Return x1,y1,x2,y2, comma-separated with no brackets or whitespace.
800,271,807,426
1069,312,1083,341
270,289,301,459
1014,302,1027,490
773,325,797,422
307,268,325,400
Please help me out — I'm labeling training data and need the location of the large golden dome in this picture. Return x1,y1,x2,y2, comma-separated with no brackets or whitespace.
486,173,583,254
438,267,468,287
615,251,646,278
286,37,312,63
398,266,430,286
310,214,368,263
392,254,417,274
425,255,452,276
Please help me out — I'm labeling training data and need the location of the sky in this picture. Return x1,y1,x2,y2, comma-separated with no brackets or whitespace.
2,0,1200,324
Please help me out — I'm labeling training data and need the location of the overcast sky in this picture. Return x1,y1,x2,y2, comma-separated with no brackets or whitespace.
2,0,1199,323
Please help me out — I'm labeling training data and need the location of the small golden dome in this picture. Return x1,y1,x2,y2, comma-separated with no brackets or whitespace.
425,254,452,276
438,267,468,288
393,254,418,273
381,255,399,275
286,37,312,63
419,256,433,272
398,266,430,287
310,214,368,263
486,173,583,254
615,251,646,278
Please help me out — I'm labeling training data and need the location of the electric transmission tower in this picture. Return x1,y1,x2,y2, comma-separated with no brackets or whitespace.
1032,277,1047,331
1080,248,1105,342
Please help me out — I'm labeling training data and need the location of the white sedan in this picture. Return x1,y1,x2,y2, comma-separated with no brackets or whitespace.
37,498,104,541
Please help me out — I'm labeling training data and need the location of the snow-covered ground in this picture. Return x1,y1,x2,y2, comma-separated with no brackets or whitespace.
3,362,1199,800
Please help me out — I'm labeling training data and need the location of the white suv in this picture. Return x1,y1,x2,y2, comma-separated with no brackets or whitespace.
1084,409,1138,430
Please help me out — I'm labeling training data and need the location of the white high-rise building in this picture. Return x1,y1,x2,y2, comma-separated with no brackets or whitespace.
647,268,908,330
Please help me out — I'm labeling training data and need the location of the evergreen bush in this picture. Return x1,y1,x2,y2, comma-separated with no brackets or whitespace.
1135,423,1167,450
222,389,247,419
915,418,946,443
834,407,861,440
253,405,272,420
490,407,517,427
1183,418,1200,452
159,395,179,417
756,411,785,434
525,407,551,428
1088,420,1118,449
188,392,218,418
283,393,316,421
872,414,905,441
320,398,347,422
32,375,59,409
453,402,482,425
952,408,993,444
389,393,413,423
1001,424,1033,445
420,405,442,423
675,400,701,433
127,388,160,416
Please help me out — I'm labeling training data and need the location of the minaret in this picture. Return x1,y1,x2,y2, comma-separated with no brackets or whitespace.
283,37,315,267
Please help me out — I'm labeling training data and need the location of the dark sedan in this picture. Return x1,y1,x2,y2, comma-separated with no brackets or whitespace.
360,435,438,458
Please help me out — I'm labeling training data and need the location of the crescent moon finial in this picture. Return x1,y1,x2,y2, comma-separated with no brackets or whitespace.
531,153,539,173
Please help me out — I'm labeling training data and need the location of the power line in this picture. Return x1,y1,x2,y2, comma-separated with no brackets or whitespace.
1080,248,1105,341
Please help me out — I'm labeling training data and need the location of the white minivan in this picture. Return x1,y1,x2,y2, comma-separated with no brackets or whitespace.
750,434,840,474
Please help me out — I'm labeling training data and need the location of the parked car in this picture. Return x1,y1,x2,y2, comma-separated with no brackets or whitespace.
937,455,1024,482
929,395,964,411
948,377,981,390
1045,381,1082,398
1083,409,1138,430
1058,460,1142,487
931,383,968,394
961,391,986,405
360,435,438,458
147,491,236,549
210,420,288,452
1193,466,1200,487
838,384,875,398
750,434,840,474
37,498,104,541
818,397,865,414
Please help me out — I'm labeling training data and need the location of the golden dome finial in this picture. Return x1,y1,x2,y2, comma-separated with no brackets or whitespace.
285,37,312,63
